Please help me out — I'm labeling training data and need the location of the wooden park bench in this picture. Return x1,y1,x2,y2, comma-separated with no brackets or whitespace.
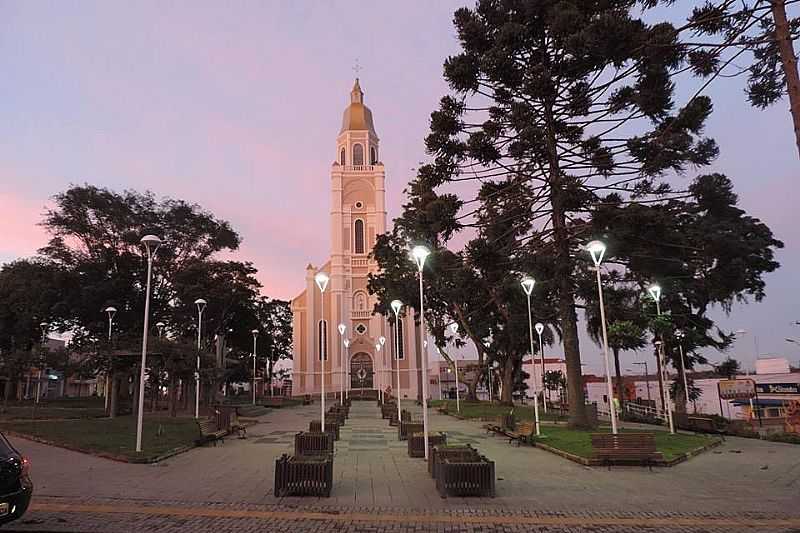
408,431,447,458
195,418,226,446
294,431,334,456
434,452,495,497
274,454,333,497
506,421,536,446
398,420,423,441
483,413,514,435
428,445,481,479
310,420,340,441
590,433,663,468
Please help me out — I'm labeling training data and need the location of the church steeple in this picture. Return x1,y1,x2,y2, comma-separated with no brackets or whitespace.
351,78,364,104
340,79,377,135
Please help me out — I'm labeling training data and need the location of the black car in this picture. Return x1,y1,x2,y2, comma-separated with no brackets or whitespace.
0,433,32,525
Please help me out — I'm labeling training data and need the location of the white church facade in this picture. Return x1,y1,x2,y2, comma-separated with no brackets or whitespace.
290,80,423,399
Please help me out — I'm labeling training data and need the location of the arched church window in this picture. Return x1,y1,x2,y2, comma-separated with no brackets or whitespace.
353,143,364,165
396,317,405,360
340,147,346,165
370,147,377,164
354,219,365,254
318,320,327,360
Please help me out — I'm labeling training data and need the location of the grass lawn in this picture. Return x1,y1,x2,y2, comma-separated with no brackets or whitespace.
0,415,199,462
1,397,106,420
532,425,718,461
430,399,567,422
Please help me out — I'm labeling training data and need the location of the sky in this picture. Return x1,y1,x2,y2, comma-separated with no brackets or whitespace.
1,1,798,373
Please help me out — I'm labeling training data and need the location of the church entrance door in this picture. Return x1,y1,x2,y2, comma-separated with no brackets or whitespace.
350,353,374,390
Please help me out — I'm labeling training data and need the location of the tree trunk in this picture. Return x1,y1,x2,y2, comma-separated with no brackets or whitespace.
500,358,514,405
109,374,119,418
545,101,588,429
771,0,800,159
168,375,177,417
613,347,625,416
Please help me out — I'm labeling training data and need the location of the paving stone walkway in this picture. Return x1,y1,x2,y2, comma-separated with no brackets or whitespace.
6,399,800,532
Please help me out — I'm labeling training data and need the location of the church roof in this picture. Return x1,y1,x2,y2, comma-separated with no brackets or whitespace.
340,78,377,135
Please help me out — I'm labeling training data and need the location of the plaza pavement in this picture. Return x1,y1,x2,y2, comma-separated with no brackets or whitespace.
5,399,800,532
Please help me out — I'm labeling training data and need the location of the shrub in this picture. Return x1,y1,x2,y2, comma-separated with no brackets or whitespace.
766,433,800,445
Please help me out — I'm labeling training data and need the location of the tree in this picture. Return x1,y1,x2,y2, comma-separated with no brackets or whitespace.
370,177,558,405
683,1,800,158
590,173,781,409
715,356,741,378
409,1,719,427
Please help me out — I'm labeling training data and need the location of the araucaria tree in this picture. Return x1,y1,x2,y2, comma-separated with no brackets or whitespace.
417,1,719,427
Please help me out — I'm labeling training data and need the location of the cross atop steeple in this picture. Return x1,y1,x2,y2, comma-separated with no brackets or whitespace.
352,58,363,77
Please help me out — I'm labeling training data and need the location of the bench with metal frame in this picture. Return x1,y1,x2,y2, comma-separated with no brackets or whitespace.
195,418,226,446
506,421,536,446
590,433,663,468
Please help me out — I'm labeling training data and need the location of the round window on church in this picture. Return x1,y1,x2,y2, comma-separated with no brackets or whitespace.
355,323,367,335
354,201,364,209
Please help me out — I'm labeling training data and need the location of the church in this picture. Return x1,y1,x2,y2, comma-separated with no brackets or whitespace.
290,79,424,400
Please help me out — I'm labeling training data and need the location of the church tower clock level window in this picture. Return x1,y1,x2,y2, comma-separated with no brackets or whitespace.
353,144,364,165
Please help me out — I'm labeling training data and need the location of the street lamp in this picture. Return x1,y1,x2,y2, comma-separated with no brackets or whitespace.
315,271,329,432
104,307,117,411
375,342,382,400
449,322,461,413
648,283,674,434
379,336,386,401
520,275,541,437
587,240,618,434
36,322,49,404
535,322,547,414
674,330,690,407
194,298,207,419
391,299,403,422
136,234,161,453
252,329,259,405
155,321,165,338
338,323,346,403
343,338,350,400
410,245,432,459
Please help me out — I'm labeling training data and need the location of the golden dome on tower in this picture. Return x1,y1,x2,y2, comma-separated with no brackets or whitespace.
340,78,377,135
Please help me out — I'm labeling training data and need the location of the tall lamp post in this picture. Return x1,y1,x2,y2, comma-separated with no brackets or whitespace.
194,298,207,419
535,322,547,414
586,240,618,435
410,245,432,459
648,283,674,434
338,324,346,403
378,336,386,401
136,234,161,453
37,322,49,404
155,321,165,338
104,307,117,410
251,329,259,405
674,330,690,407
375,342,382,398
520,276,542,436
343,338,350,400
390,299,403,422
449,322,461,413
315,272,329,432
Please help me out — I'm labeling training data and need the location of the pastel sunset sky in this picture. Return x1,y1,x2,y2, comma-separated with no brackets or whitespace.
1,1,798,372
